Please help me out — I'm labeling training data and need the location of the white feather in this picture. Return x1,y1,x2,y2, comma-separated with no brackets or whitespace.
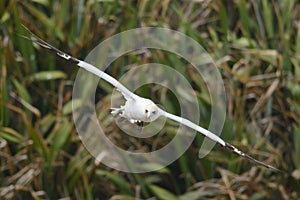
77,61,137,101
161,111,226,146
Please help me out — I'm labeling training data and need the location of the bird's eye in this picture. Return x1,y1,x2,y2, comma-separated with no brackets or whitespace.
145,109,149,113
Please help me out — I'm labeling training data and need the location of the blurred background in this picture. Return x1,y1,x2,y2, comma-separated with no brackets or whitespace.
1,0,300,199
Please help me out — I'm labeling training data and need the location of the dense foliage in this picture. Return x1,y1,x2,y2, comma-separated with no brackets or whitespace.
1,0,300,199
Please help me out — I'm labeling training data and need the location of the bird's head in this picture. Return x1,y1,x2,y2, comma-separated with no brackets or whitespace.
144,103,159,121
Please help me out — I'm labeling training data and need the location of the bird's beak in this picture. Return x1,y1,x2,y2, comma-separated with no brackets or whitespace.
146,112,151,119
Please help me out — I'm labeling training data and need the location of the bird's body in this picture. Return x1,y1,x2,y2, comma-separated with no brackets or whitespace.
21,25,280,171
112,97,160,123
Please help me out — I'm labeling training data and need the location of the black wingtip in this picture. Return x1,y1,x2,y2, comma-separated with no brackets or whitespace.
223,142,282,172
18,24,79,64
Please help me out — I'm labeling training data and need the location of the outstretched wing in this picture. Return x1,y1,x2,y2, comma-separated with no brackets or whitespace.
162,110,280,171
20,25,137,101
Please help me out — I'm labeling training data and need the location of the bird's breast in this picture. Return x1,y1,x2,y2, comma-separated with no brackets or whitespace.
123,100,148,121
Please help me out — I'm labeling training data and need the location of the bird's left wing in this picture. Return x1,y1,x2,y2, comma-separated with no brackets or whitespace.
20,25,137,101
161,110,280,171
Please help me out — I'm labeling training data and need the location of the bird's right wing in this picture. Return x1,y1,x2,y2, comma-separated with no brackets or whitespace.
77,61,137,101
20,25,137,101
162,110,280,171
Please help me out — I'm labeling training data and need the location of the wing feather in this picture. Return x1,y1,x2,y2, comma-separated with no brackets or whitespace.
77,61,137,100
162,111,280,171
21,25,136,101
163,111,226,146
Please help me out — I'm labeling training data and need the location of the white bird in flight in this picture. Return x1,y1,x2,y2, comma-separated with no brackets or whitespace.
21,26,280,171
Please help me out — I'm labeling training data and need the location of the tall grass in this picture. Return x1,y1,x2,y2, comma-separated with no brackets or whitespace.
1,0,299,199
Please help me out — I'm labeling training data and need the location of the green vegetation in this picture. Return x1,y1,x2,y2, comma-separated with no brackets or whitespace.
1,0,300,199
